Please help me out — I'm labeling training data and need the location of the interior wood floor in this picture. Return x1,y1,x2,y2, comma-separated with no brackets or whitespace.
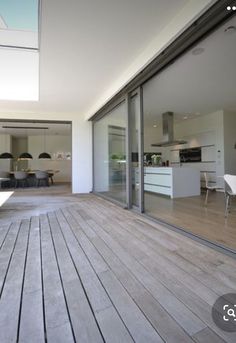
0,190,236,342
145,191,236,251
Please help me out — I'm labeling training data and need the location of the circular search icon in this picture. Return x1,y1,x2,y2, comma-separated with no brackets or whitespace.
212,293,236,332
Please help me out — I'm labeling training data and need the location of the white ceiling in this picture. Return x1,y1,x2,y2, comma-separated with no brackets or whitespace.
143,15,236,126
0,0,190,116
0,121,71,137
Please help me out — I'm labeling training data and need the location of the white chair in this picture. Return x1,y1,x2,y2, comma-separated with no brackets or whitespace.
35,171,49,187
224,174,236,217
14,171,28,188
204,172,218,204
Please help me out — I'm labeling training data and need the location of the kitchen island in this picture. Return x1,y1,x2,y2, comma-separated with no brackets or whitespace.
144,167,200,198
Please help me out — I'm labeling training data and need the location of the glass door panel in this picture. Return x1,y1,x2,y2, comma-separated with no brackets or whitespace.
129,90,143,210
93,100,127,204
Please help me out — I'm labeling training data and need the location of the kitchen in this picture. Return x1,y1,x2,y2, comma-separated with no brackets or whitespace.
142,112,201,199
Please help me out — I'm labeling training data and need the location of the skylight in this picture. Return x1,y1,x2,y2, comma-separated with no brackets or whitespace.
0,0,38,31
0,0,39,101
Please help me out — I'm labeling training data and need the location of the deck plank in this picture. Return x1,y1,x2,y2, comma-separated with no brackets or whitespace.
192,328,226,343
76,201,235,343
62,208,166,342
62,209,196,343
87,234,195,343
0,224,10,249
88,203,219,303
126,219,234,295
47,211,103,343
88,199,235,294
0,222,20,293
80,199,236,296
100,217,219,306
103,203,236,288
99,269,164,343
0,219,30,343
56,209,134,343
69,205,206,336
18,216,45,343
40,213,74,343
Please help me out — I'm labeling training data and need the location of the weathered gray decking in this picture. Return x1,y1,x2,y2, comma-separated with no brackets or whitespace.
0,196,236,342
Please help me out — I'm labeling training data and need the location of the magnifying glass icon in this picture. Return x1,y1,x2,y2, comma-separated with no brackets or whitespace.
227,308,236,317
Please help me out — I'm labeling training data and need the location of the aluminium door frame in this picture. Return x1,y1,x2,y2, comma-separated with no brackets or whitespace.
127,87,144,212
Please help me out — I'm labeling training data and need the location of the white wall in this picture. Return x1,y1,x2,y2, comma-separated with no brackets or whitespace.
12,136,28,171
72,118,92,194
28,135,72,182
94,121,109,192
0,134,11,153
0,134,11,171
12,137,27,156
174,111,225,187
144,125,163,153
224,110,236,175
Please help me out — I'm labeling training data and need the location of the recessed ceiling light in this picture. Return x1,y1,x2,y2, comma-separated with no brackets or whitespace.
224,26,236,35
153,124,157,128
192,47,205,56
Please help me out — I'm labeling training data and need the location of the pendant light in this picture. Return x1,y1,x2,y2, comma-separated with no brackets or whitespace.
0,128,14,159
38,128,51,159
18,152,33,160
38,151,51,159
0,152,14,159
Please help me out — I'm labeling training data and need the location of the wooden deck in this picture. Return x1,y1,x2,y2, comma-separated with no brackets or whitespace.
0,195,236,342
144,191,236,251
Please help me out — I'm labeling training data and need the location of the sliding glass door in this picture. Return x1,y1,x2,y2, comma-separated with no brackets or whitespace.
141,15,236,251
92,11,236,253
93,100,127,204
93,91,143,211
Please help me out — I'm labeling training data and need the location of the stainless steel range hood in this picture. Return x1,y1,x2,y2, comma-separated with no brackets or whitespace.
151,112,187,147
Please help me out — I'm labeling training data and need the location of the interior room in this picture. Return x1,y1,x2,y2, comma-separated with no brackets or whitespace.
0,121,72,189
142,15,236,250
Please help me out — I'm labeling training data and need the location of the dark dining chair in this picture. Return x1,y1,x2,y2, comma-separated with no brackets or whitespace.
0,171,11,188
46,170,55,185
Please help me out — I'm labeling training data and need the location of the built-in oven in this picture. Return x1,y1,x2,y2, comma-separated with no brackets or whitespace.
179,147,201,163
